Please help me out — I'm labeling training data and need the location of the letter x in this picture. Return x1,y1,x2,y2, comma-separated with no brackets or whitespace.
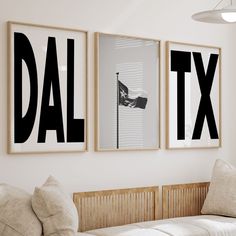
192,52,219,140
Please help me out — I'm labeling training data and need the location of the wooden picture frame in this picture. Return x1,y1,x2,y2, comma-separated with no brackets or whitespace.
166,41,221,149
95,32,160,151
8,22,88,153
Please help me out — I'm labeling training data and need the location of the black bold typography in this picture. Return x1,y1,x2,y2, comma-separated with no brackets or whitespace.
14,32,84,143
171,50,219,140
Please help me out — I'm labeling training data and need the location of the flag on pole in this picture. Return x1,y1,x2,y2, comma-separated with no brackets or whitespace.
118,80,148,109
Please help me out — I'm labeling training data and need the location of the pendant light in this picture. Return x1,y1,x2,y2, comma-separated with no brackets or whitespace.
192,0,236,24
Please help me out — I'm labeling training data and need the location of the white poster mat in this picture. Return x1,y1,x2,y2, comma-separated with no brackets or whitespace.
8,22,87,153
167,42,221,149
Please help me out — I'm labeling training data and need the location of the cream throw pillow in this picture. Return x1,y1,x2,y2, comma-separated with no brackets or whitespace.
32,176,78,236
0,184,42,236
201,159,236,217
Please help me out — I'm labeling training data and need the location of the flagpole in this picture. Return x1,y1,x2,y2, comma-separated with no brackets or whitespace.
116,72,119,149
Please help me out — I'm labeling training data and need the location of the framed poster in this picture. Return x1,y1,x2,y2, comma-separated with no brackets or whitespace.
95,33,160,151
8,22,87,153
166,41,221,149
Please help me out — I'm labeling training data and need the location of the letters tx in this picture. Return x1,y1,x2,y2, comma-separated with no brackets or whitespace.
171,50,219,141
14,32,84,144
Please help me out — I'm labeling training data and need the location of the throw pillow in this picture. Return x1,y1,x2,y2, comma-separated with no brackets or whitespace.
32,176,78,236
0,184,42,236
201,159,236,217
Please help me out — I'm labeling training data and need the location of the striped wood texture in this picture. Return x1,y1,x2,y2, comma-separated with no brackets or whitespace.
73,186,159,232
162,182,210,219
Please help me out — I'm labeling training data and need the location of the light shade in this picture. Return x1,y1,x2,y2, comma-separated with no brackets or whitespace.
192,7,236,23
221,11,236,22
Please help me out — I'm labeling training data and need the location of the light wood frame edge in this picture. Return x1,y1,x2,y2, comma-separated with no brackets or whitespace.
7,22,11,154
162,181,210,190
73,185,159,198
7,21,88,154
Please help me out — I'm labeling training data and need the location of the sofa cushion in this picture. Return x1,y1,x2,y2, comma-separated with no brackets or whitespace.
201,159,236,217
32,176,78,236
0,184,42,236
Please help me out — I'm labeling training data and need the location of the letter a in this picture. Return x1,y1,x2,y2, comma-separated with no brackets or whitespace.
38,37,65,143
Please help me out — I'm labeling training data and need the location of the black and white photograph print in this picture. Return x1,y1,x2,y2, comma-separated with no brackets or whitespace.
166,41,221,149
96,33,160,151
8,22,87,153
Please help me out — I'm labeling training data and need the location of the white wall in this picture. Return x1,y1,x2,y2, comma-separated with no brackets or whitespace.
0,0,235,194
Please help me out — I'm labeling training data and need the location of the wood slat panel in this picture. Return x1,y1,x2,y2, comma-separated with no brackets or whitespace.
73,186,159,232
162,182,210,219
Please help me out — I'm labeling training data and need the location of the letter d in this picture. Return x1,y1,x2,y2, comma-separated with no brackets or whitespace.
14,33,38,143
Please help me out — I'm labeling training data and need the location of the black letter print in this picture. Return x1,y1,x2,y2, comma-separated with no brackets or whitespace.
14,33,38,143
38,37,65,143
67,39,84,142
192,52,219,140
171,50,191,140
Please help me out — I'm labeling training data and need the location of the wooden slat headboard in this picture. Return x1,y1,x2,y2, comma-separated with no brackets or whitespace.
73,186,159,232
162,182,210,219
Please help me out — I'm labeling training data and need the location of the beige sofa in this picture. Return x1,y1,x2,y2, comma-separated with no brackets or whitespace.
1,159,236,236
